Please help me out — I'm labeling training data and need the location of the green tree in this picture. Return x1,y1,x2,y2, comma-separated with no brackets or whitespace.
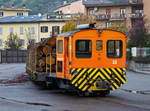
128,18,150,47
61,21,76,33
61,14,96,33
5,33,22,50
25,27,32,46
74,14,96,25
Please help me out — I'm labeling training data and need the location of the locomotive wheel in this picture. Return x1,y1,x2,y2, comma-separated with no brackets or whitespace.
30,73,37,81
99,90,110,97
77,91,90,97
78,92,85,97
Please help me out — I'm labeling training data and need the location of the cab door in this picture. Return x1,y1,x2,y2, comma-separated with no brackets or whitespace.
64,37,70,79
56,37,65,78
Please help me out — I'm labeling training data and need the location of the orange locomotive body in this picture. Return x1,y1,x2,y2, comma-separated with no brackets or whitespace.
27,24,127,95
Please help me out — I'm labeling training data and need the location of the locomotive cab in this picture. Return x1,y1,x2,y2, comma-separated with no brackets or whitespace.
56,24,126,94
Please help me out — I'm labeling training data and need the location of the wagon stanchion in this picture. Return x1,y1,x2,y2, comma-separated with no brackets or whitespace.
46,53,52,73
46,53,55,74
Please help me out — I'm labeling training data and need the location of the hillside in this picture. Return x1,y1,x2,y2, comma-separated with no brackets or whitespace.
0,0,77,15
0,0,128,15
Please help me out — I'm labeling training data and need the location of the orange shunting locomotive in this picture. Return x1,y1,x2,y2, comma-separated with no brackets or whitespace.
26,24,127,96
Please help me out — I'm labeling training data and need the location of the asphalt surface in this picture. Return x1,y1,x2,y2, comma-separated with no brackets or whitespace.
0,64,150,111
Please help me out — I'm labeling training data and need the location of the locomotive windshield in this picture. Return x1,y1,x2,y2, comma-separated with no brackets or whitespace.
107,40,123,58
76,40,92,58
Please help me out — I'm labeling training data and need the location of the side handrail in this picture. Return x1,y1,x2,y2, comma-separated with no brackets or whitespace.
46,53,56,74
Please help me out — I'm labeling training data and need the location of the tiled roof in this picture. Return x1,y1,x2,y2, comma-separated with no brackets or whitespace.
83,0,130,6
0,8,31,11
0,15,68,23
0,15,40,23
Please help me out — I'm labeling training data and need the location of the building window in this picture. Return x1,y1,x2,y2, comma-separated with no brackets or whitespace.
135,9,143,17
120,8,126,18
52,26,60,36
30,27,35,34
0,12,3,17
90,10,95,15
106,22,111,28
107,40,123,58
10,27,14,34
20,39,25,46
20,27,24,35
29,39,36,44
120,8,126,14
57,40,63,54
0,40,2,46
96,40,103,51
106,9,111,18
76,40,92,58
41,38,45,41
0,28,2,35
41,26,48,33
17,13,23,16
67,10,71,14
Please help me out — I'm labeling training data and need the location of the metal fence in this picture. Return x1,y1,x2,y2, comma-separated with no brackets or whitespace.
136,48,150,57
0,50,27,63
131,47,150,57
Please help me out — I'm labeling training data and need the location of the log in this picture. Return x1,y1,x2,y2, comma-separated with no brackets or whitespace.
37,50,43,57
49,37,56,47
43,45,52,55
46,56,55,65
36,67,44,72
38,58,46,67
26,37,56,74
42,37,56,47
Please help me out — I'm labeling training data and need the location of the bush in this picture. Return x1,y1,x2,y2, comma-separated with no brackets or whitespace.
5,33,22,50
107,23,128,34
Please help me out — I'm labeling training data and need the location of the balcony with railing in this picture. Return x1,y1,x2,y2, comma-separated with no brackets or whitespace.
110,14,126,21
129,0,143,4
95,14,110,21
95,14,126,21
129,13,143,19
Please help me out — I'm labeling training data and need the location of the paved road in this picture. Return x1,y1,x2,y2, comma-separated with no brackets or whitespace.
0,64,150,111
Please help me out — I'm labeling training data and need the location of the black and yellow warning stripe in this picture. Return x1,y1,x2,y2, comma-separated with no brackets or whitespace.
71,68,126,92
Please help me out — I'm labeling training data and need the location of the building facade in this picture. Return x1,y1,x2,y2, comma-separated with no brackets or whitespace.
0,15,67,49
57,0,85,14
83,0,143,29
144,0,150,30
0,8,30,17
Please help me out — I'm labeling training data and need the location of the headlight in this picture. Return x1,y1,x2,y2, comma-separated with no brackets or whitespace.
122,71,126,75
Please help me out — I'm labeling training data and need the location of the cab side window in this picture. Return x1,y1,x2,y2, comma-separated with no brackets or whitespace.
107,40,123,58
76,40,92,58
57,40,63,54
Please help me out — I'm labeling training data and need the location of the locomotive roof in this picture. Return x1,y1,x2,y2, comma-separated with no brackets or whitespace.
57,29,125,37
57,30,79,37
